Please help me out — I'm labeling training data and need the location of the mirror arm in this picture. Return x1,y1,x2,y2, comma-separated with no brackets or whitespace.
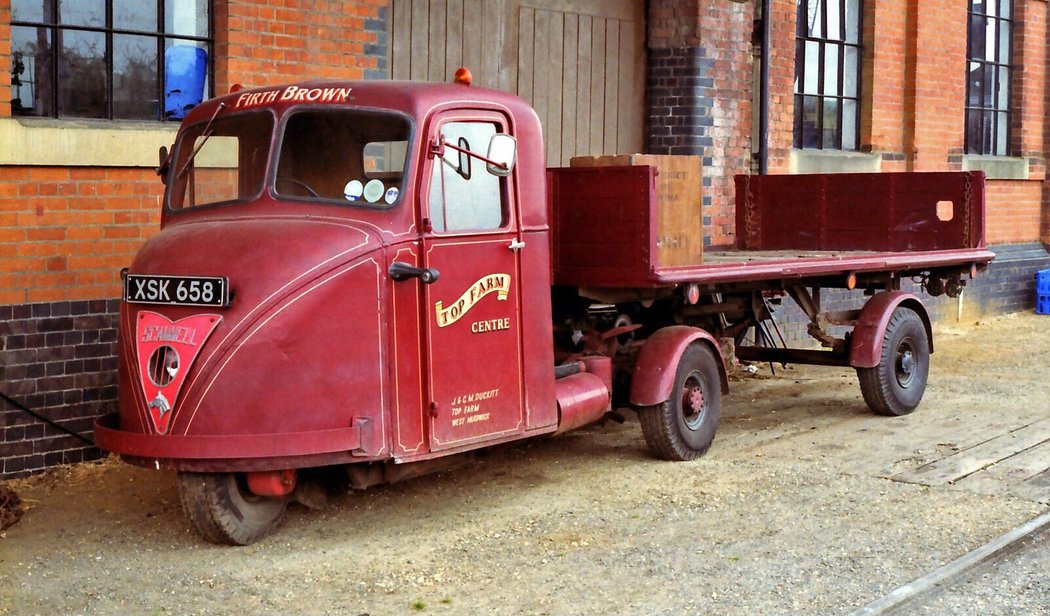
437,140,508,171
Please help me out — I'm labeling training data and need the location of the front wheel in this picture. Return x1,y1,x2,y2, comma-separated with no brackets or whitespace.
857,307,930,416
638,343,722,461
177,472,288,545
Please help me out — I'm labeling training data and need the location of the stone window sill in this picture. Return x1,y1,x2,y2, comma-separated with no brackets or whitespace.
789,149,882,174
960,155,1029,180
0,117,179,167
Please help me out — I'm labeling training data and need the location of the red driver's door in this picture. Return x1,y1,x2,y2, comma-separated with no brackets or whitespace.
421,112,525,451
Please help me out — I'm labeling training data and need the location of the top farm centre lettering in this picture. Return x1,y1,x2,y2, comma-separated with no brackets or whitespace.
234,86,353,109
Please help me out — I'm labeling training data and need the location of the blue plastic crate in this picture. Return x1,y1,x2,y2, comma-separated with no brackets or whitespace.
1038,294,1050,315
1038,269,1050,296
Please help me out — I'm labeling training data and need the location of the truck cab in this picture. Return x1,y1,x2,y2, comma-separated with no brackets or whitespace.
98,79,625,544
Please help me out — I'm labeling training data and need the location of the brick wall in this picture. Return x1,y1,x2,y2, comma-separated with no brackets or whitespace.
1,0,392,479
0,300,117,477
0,168,162,306
215,0,389,92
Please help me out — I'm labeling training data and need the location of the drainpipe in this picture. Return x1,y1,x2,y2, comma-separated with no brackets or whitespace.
758,0,771,175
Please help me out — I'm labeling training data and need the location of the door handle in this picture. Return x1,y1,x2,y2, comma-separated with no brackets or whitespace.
508,239,525,252
388,262,440,284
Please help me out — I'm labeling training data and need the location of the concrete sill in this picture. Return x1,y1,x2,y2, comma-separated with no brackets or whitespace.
789,149,882,174
961,155,1029,180
0,117,179,167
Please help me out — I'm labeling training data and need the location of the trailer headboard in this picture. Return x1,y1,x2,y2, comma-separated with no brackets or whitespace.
548,165,658,288
733,171,986,252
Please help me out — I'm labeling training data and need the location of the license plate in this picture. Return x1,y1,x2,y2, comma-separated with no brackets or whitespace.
124,274,230,308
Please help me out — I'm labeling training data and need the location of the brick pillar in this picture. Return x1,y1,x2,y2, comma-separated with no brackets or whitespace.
647,0,754,249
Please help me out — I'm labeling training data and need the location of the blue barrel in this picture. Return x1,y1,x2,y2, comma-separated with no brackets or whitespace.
165,46,208,120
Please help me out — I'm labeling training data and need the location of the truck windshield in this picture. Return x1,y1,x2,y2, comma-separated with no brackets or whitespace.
274,109,411,207
167,111,274,210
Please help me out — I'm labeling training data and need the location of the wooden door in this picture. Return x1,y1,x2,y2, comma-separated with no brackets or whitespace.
390,0,645,166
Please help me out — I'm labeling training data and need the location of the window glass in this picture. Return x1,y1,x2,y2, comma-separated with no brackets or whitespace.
58,0,104,27
113,0,158,32
10,0,212,121
275,110,411,206
113,35,159,120
965,0,1012,155
168,112,274,210
10,25,53,116
793,0,863,151
429,122,505,233
57,30,107,118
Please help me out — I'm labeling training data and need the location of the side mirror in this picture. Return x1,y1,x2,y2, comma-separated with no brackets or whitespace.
486,134,516,177
157,145,170,184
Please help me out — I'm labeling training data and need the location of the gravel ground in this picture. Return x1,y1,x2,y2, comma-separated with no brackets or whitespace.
897,529,1049,615
2,312,1048,615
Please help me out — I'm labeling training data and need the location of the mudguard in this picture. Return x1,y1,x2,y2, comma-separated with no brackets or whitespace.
850,291,933,368
629,325,729,407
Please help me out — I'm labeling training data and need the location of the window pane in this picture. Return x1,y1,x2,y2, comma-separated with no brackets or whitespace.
805,0,822,38
843,46,858,97
432,122,504,232
968,14,985,59
967,62,983,107
57,30,107,118
824,44,839,95
981,63,996,107
114,0,158,32
801,95,820,148
821,98,840,149
826,0,841,40
997,66,1009,109
793,39,804,93
12,0,49,22
983,17,996,61
804,41,820,93
998,21,1010,64
845,0,860,44
793,94,804,148
999,0,1011,19
170,112,274,209
114,34,159,120
10,25,53,116
166,0,209,37
965,109,981,153
995,112,1008,155
274,110,411,205
58,0,104,27
842,99,857,150
981,111,994,153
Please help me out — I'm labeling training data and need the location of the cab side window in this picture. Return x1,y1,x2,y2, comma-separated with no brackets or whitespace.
429,121,505,232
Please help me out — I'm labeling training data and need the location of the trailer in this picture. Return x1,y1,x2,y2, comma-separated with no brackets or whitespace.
94,76,994,544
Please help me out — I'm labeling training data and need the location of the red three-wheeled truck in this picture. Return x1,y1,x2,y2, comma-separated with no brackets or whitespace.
95,76,994,544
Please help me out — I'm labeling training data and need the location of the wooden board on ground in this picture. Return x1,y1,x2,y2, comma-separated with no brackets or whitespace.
893,419,1050,486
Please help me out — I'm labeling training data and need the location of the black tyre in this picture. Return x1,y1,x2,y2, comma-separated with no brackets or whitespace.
177,472,287,545
857,307,929,416
639,343,722,461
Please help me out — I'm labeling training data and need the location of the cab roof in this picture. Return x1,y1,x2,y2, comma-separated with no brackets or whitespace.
183,79,533,125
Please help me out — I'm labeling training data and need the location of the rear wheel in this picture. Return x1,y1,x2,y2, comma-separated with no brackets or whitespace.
857,307,929,416
639,344,722,461
177,472,287,545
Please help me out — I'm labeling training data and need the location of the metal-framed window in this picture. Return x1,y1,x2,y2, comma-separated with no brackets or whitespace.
965,0,1013,156
10,0,213,121
793,0,863,150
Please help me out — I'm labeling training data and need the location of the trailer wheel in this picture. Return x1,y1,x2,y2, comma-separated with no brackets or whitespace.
638,343,722,461
177,472,287,545
857,307,929,416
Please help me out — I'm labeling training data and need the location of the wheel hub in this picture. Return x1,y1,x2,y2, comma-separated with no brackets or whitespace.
896,346,915,387
681,371,708,430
